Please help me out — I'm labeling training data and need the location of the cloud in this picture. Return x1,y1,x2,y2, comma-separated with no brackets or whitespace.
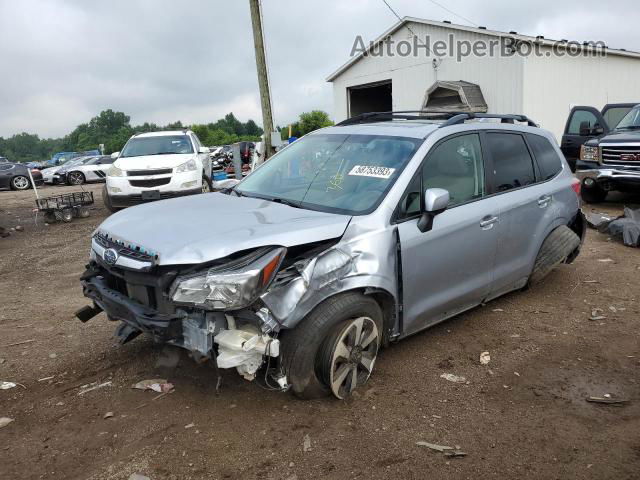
1,0,639,137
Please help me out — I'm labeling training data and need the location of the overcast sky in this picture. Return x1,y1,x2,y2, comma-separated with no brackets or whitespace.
1,0,639,138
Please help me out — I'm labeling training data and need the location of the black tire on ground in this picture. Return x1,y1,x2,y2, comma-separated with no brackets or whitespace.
202,175,213,193
102,186,120,213
44,212,56,223
10,175,30,191
280,292,383,400
581,184,607,204
529,225,581,285
67,171,85,185
60,208,73,223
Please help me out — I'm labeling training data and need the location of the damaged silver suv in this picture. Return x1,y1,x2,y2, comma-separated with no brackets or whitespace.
77,112,585,399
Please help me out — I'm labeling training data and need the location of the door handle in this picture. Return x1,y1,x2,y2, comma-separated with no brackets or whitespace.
480,215,498,229
538,195,551,207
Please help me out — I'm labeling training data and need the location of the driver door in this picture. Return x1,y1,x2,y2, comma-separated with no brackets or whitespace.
560,106,609,171
396,133,502,336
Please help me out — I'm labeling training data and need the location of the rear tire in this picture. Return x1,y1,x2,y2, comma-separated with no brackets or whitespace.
67,171,85,185
102,186,120,213
581,184,607,204
280,292,383,400
11,175,30,191
529,225,581,285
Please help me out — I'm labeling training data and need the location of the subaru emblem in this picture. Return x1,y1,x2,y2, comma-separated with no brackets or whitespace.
103,248,119,265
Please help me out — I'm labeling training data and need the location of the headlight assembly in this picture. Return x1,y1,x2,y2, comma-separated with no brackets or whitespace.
176,159,197,173
580,145,600,163
170,247,286,310
108,165,124,177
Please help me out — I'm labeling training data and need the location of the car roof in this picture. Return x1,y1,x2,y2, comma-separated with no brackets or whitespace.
134,130,191,138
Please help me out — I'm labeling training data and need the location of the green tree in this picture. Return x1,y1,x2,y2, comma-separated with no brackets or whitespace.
297,110,334,136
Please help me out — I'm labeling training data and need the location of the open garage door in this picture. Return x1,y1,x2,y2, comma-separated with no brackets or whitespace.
348,80,392,117
422,80,487,113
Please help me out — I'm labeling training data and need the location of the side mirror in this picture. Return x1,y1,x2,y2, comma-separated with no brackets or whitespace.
417,188,449,233
579,121,593,136
111,151,120,159
199,147,211,154
592,125,605,136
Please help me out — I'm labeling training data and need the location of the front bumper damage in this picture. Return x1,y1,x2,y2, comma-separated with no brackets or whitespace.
576,166,640,192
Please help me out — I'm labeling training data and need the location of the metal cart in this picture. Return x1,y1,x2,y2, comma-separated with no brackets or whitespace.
36,191,94,223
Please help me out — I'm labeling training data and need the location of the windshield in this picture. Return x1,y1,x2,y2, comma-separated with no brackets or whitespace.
121,135,194,158
615,107,640,130
236,133,422,215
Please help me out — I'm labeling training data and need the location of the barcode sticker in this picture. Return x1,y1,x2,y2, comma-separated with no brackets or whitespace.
348,165,395,179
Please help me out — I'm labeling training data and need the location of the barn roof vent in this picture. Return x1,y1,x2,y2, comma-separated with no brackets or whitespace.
422,80,488,113
509,31,518,34
443,20,451,24
478,26,487,30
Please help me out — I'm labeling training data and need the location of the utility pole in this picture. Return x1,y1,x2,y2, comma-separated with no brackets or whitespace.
249,0,275,160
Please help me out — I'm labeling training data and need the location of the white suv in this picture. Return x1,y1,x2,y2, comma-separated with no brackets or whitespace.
104,130,212,212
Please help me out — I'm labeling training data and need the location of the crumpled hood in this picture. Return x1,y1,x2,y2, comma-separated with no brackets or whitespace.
97,193,352,265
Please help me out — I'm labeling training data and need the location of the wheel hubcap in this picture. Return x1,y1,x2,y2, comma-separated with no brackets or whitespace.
69,173,82,184
14,176,28,189
202,182,210,193
329,316,379,399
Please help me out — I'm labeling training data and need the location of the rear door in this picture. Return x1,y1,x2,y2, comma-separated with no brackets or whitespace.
560,106,608,171
396,132,502,336
484,131,557,297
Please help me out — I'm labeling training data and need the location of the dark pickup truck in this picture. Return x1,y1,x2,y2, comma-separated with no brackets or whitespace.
561,103,640,203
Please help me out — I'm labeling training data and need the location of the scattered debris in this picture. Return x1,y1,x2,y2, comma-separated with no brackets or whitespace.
440,373,467,384
416,441,466,458
583,280,599,284
492,308,504,312
0,417,14,428
586,396,629,406
38,376,55,382
15,225,24,232
128,474,150,480
586,207,640,247
78,381,112,396
132,379,174,393
514,372,520,377
2,339,36,348
479,352,491,365
184,423,195,429
303,433,312,452
0,382,17,390
103,412,114,419
49,353,57,359
589,308,607,321
597,258,614,263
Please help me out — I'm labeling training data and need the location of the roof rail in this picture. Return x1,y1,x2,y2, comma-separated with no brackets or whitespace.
439,113,538,127
336,111,538,127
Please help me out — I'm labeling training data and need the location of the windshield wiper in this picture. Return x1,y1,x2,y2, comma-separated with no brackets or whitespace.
615,126,640,131
268,197,302,209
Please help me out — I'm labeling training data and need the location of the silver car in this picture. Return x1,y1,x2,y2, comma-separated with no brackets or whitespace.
77,112,585,399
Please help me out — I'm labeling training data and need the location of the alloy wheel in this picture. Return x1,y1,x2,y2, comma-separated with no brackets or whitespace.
328,316,379,399
12,176,29,190
68,172,84,185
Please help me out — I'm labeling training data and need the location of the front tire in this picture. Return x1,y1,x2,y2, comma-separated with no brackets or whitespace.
280,292,383,400
11,175,30,190
202,175,212,193
67,171,85,185
102,186,120,213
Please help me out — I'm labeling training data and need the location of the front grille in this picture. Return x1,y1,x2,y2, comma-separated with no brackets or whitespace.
94,232,157,263
601,145,640,166
127,169,173,176
129,178,171,188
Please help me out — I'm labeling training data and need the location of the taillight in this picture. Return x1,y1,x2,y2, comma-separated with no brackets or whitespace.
571,178,581,196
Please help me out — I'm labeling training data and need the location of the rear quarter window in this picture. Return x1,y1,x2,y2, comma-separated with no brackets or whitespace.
485,132,535,193
527,134,563,180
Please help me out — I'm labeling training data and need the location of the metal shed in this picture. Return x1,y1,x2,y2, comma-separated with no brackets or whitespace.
422,80,488,113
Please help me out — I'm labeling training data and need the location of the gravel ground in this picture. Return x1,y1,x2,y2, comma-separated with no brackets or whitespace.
0,183,639,480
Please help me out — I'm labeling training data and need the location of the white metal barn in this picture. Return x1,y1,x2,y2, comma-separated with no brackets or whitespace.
327,17,640,140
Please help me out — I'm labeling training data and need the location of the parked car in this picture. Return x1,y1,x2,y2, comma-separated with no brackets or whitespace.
77,112,584,399
569,104,640,203
102,130,212,212
0,156,9,164
561,103,638,172
57,155,115,185
0,163,43,190
46,150,100,168
42,156,92,184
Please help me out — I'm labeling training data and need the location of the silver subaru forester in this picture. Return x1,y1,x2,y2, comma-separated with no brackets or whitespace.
77,112,585,399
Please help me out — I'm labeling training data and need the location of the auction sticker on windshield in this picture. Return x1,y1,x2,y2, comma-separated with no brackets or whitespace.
348,165,396,179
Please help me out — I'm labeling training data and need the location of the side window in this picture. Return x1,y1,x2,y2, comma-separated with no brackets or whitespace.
422,134,485,207
567,110,599,135
485,133,535,192
527,134,562,180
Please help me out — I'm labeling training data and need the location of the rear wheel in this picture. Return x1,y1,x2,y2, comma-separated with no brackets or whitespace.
280,292,383,400
67,171,85,185
11,175,30,190
529,225,581,285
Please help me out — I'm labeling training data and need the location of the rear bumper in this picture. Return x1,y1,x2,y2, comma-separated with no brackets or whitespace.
79,266,184,341
108,188,201,207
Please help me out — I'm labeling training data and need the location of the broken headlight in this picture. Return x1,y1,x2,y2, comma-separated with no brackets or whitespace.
170,247,286,310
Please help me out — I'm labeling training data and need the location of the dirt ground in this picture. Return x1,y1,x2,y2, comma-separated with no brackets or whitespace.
0,183,639,480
